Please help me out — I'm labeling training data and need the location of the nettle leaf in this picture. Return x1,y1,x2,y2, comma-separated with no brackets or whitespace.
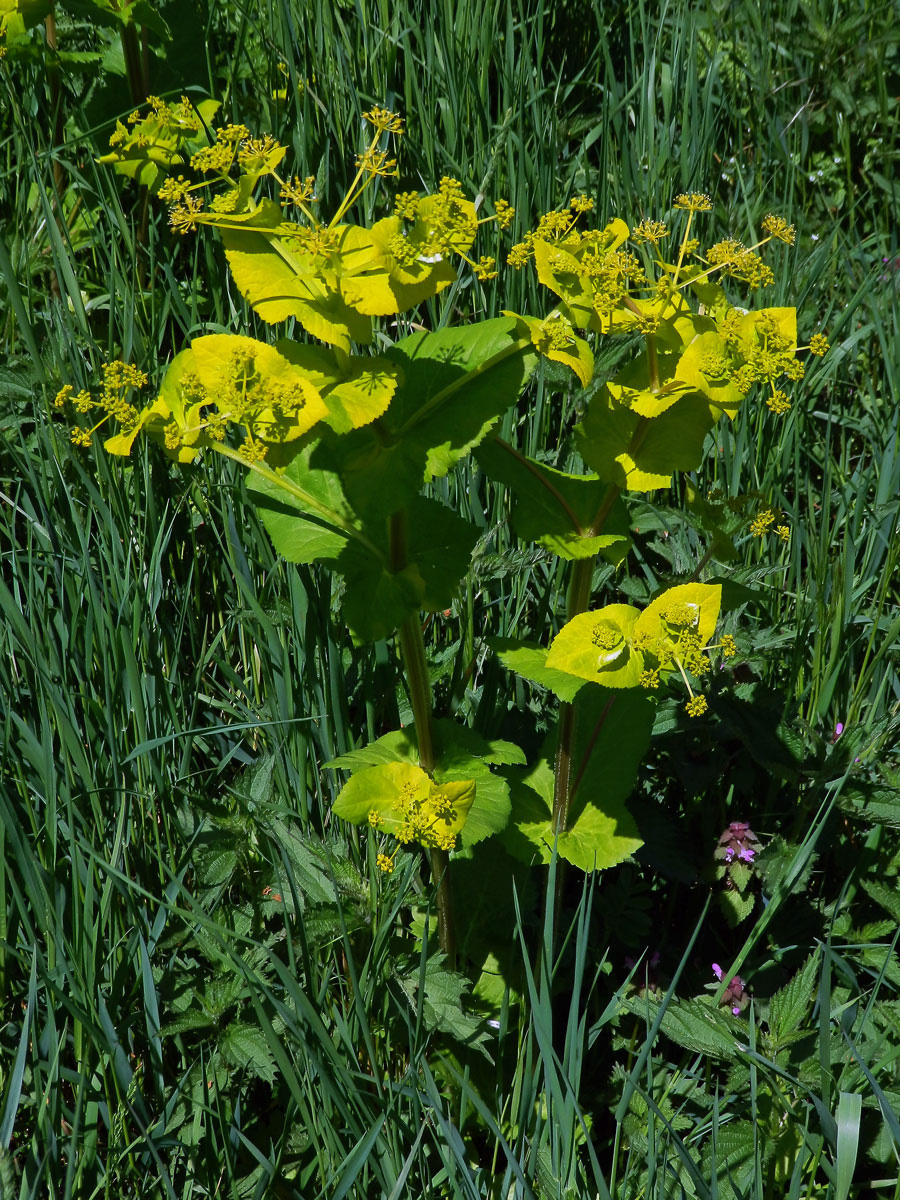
490,638,587,702
718,889,755,927
576,386,716,492
621,995,744,1061
331,317,536,520
502,689,651,871
768,949,820,1048
546,605,644,688
836,783,900,828
862,878,900,924
397,954,492,1057
219,1021,276,1084
476,438,632,562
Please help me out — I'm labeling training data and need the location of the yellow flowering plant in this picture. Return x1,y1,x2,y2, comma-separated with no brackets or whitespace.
59,101,827,962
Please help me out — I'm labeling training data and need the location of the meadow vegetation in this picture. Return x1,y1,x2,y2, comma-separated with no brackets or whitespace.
1,1,899,1197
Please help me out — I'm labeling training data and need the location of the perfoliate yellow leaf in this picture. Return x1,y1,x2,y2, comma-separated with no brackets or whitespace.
545,605,644,688
633,582,722,649
675,329,744,418
189,334,328,441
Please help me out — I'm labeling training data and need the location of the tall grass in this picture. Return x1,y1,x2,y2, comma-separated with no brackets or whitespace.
2,0,899,1195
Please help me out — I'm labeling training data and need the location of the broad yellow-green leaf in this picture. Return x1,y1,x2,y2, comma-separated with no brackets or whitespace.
275,340,400,433
532,240,596,329
633,582,722,648
475,437,631,562
734,306,797,353
106,348,212,462
545,605,644,688
0,0,53,39
219,209,374,346
576,385,716,491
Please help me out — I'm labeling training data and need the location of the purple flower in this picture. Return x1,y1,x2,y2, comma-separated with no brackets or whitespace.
738,847,756,863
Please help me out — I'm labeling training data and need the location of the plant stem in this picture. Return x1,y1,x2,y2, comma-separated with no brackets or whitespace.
389,512,455,965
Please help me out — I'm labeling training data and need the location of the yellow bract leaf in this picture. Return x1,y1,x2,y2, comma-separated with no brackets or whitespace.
633,583,722,649
545,605,644,688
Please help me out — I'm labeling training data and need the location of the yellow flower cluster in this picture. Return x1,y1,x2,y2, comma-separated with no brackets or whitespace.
54,362,149,449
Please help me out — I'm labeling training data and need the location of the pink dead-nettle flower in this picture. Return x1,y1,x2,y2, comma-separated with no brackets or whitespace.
712,963,749,1015
715,820,761,883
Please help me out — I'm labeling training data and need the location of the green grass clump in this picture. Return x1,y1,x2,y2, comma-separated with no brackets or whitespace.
1,0,899,1196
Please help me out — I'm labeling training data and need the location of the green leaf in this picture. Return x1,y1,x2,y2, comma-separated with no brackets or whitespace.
325,729,418,772
267,819,334,906
331,317,536,519
397,954,492,1057
158,1011,215,1039
502,689,652,871
490,637,587,702
576,386,716,492
545,605,644,688
718,889,755,927
768,949,820,1048
249,447,475,640
219,1021,276,1084
476,438,632,561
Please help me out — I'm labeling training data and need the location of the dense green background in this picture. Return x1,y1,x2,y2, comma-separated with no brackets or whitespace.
1,0,899,1196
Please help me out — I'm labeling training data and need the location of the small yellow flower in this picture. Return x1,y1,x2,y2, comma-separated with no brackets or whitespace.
473,255,498,281
808,333,829,356
750,509,776,537
674,192,713,212
766,389,791,415
775,524,790,542
367,809,381,828
685,695,708,717
761,214,796,245
363,106,404,135
631,219,669,245
494,198,515,229
376,853,395,874
570,194,594,213
720,634,737,658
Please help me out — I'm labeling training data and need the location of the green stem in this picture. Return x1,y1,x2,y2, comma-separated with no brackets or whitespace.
389,512,455,965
